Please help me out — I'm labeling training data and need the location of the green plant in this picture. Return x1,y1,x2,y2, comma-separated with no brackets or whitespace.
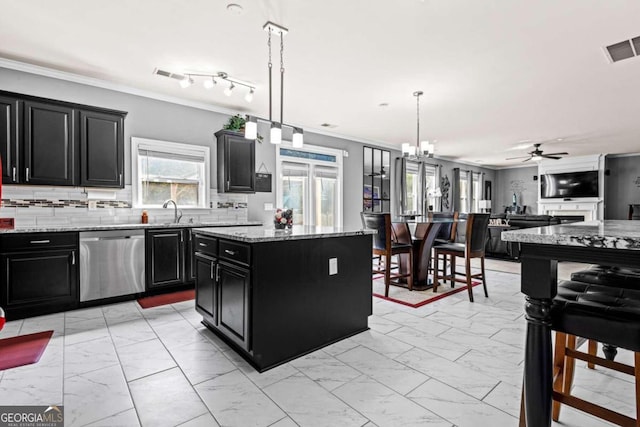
223,114,246,131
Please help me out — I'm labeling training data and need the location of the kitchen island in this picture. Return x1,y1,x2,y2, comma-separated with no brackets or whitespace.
502,220,640,427
192,225,375,371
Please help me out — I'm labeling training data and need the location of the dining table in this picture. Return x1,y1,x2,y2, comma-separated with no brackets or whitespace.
391,218,457,289
501,220,640,427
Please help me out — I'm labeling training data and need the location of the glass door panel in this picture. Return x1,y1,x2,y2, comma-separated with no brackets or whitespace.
281,161,309,225
314,166,338,227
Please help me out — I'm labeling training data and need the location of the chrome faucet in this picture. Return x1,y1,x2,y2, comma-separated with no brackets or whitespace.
162,199,182,223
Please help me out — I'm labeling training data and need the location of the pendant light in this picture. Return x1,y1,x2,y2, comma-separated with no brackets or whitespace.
402,91,435,159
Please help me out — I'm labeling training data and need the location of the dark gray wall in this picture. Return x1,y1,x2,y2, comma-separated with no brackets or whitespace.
605,155,640,219
494,166,538,214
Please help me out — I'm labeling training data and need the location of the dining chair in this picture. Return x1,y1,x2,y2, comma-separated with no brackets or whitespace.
429,211,459,284
518,280,640,426
433,213,490,302
361,213,413,297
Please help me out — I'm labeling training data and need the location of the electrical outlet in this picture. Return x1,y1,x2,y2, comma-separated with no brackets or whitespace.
88,200,98,210
329,258,338,275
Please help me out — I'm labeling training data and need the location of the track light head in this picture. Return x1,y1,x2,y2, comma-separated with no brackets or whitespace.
245,88,254,103
179,75,194,88
203,77,216,89
224,82,235,96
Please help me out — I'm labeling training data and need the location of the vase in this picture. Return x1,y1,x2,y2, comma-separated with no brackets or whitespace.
274,223,286,230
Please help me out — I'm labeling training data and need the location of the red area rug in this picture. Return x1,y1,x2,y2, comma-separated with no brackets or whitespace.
372,278,481,308
137,289,195,309
0,330,54,371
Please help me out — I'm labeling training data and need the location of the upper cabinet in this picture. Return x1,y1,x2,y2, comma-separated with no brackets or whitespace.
0,90,126,188
79,110,124,187
215,130,255,193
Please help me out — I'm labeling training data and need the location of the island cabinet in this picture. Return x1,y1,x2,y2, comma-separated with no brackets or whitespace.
193,227,373,372
0,232,79,320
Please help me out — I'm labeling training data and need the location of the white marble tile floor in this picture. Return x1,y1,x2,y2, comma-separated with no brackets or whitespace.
0,261,629,426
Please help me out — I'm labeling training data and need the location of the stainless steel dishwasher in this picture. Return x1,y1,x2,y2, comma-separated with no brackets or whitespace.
79,230,145,301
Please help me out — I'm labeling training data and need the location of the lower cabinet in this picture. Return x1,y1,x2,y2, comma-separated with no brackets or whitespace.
146,228,187,289
194,236,251,351
218,261,250,350
0,233,79,320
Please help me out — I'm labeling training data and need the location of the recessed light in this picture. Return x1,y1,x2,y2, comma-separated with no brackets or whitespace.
226,3,244,15
556,138,564,141
378,103,389,107
320,123,337,128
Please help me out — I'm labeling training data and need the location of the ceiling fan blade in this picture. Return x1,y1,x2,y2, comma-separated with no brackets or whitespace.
542,152,568,156
506,155,532,160
541,155,562,159
521,157,532,162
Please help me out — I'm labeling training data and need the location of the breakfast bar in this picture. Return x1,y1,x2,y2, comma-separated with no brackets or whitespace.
191,225,375,371
502,220,640,427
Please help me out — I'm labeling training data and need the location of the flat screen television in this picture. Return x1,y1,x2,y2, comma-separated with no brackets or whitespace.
540,171,599,199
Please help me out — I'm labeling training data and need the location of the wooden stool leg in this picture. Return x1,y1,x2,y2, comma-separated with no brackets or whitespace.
552,332,568,422
450,254,457,288
588,340,597,369
433,251,440,292
519,384,527,427
407,251,414,291
480,256,488,297
563,335,577,396
635,352,640,426
384,254,391,297
465,256,474,302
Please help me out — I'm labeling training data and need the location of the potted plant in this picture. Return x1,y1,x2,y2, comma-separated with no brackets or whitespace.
223,114,246,132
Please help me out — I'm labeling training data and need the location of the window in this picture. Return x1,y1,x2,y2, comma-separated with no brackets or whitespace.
459,170,470,213
472,172,481,213
424,164,438,211
132,137,210,208
277,145,343,227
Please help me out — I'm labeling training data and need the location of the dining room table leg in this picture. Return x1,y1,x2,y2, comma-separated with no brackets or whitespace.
520,253,558,427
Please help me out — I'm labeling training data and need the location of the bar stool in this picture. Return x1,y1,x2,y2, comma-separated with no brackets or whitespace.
520,280,640,426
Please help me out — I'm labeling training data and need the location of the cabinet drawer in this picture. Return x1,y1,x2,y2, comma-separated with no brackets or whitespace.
219,240,250,266
194,234,218,257
1,232,77,250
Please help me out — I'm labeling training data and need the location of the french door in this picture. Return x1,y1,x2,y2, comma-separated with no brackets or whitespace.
276,146,343,227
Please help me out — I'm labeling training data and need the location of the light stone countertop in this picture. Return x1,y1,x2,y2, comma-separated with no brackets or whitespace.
192,225,375,243
501,220,640,250
0,221,263,234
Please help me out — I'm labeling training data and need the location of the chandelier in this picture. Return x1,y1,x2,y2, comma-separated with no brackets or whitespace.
244,21,303,148
402,91,434,159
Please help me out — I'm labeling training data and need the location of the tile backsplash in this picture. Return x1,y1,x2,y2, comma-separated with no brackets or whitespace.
0,185,248,227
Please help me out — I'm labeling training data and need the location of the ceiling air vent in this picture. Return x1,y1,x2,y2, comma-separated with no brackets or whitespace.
605,38,638,63
153,68,186,80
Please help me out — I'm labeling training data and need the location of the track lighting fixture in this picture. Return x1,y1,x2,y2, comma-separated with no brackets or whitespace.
153,68,255,102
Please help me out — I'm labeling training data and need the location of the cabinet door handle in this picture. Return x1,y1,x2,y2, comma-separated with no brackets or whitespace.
25,167,30,182
210,262,214,280
215,264,220,282
119,173,123,186
30,239,50,244
199,243,208,247
71,250,76,265
12,167,16,182
180,232,184,243
224,249,236,256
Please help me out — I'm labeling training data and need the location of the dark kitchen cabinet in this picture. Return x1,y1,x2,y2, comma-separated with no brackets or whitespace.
195,252,217,322
23,100,76,186
0,232,79,320
79,110,124,188
217,261,251,350
146,228,186,289
0,94,18,184
215,130,255,193
0,90,126,188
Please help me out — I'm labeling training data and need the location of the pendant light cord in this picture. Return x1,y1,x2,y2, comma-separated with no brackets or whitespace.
268,31,272,122
280,32,285,126
416,92,420,150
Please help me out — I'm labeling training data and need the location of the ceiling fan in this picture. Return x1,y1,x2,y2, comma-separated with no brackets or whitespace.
506,143,569,162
